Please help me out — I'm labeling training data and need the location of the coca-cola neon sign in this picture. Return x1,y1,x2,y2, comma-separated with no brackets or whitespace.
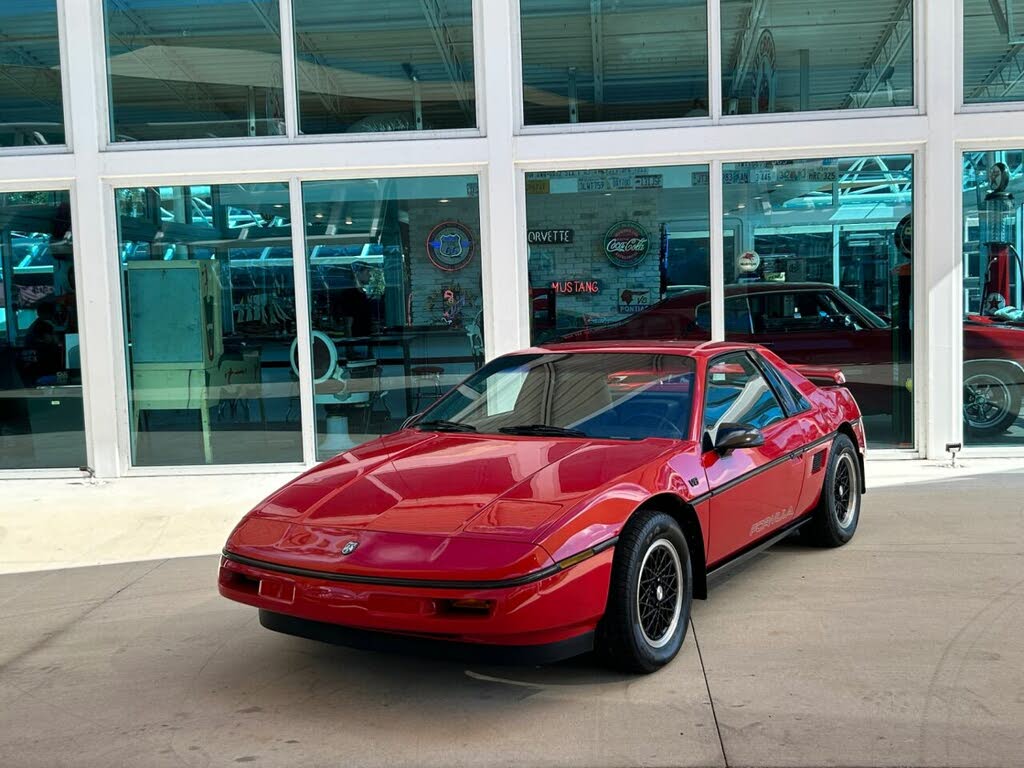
604,221,650,268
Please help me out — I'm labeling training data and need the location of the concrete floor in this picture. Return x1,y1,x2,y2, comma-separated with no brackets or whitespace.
1,473,1022,768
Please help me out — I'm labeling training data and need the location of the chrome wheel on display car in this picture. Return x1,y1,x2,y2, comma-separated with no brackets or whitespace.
636,539,683,649
964,369,1021,437
833,452,858,531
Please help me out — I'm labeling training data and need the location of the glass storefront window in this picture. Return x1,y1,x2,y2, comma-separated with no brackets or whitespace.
0,1,65,147
104,1,285,142
964,0,1024,104
721,1,914,115
292,0,476,135
524,166,711,345
962,151,1024,445
720,156,915,449
301,175,483,460
519,1,709,126
115,183,302,466
1,191,85,469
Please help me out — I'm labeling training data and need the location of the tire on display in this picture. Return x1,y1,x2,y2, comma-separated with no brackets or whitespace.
804,434,861,548
598,509,692,674
964,365,1022,438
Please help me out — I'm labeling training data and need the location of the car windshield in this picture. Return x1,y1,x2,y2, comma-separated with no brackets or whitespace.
834,291,889,329
415,352,696,441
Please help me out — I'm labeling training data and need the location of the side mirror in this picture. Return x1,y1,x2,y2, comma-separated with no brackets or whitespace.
712,423,765,454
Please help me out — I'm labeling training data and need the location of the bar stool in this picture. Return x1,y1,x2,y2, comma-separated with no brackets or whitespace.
410,366,444,412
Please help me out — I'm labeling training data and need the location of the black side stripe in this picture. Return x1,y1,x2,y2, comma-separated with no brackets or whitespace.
688,431,839,508
223,536,619,592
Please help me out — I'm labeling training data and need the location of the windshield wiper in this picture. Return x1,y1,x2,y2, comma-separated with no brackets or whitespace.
414,420,477,433
498,424,587,438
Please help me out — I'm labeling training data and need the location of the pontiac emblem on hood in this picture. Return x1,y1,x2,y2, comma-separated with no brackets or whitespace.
341,541,359,556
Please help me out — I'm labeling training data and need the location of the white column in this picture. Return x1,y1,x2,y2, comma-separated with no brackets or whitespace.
288,178,317,465
61,0,123,478
478,0,527,358
709,159,725,341
921,0,962,459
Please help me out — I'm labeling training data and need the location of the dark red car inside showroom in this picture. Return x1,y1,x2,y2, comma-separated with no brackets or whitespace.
220,341,865,673
562,282,1024,440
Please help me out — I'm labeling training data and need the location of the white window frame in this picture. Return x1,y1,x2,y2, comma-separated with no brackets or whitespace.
513,0,925,135
14,0,1024,477
0,0,73,158
0,177,88,478
957,0,1024,114
95,0,487,152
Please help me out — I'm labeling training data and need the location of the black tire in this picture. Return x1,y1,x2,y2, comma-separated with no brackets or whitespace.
964,365,1022,437
804,434,861,548
598,510,692,674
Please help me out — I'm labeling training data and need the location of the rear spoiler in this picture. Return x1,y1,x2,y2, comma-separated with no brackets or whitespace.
792,365,847,387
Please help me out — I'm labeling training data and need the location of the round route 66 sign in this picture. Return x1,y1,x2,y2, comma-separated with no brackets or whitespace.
427,221,475,272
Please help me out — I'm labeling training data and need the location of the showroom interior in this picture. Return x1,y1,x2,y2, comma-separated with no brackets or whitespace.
1,0,1023,477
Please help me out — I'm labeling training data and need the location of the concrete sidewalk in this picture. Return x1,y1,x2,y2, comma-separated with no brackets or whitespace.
1,471,1022,767
2,457,1023,576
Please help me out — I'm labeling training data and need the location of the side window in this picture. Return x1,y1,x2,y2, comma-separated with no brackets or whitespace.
749,291,854,334
696,298,753,334
753,352,811,415
704,353,786,437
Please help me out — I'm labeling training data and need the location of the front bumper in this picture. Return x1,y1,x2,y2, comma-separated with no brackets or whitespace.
257,610,596,665
218,548,614,652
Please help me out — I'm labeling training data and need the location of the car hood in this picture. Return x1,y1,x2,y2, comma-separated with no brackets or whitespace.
243,430,673,538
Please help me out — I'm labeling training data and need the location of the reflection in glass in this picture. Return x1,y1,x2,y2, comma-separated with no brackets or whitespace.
116,183,302,466
293,0,476,134
964,0,1024,104
302,175,484,461
720,156,915,449
962,151,1024,445
104,0,285,142
0,191,85,469
525,166,711,344
720,0,914,115
0,1,65,147
519,0,709,125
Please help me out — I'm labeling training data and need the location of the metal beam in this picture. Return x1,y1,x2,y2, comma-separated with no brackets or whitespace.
0,33,65,97
842,0,913,109
292,32,345,119
419,0,474,118
246,0,279,35
989,0,1009,35
968,43,1024,101
590,0,604,114
725,0,767,114
106,0,221,125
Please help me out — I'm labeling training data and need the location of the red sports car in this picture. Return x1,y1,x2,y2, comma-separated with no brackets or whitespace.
219,342,865,673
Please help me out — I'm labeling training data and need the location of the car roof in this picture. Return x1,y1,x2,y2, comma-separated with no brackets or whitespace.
725,281,835,296
527,340,761,360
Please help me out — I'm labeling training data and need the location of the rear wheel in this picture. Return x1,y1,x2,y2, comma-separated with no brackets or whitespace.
964,366,1021,437
804,434,861,548
598,510,692,673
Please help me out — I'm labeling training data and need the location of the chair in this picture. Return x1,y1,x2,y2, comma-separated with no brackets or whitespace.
289,331,375,452
410,366,445,412
465,310,485,369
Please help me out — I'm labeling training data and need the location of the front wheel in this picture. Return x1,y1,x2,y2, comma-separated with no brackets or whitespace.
598,510,692,674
